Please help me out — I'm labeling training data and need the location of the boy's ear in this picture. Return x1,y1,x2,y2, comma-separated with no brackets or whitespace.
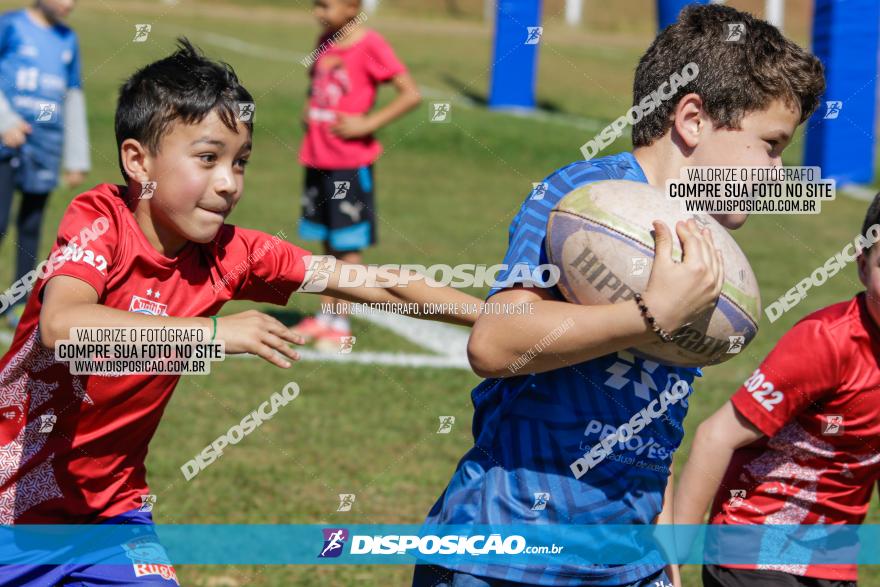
120,138,151,183
672,93,706,150
858,251,870,287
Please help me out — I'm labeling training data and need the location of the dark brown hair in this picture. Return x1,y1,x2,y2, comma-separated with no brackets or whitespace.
861,193,880,253
115,38,253,180
632,4,825,147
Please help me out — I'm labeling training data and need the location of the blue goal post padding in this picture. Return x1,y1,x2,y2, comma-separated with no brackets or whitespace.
488,0,542,110
804,0,880,185
656,0,709,31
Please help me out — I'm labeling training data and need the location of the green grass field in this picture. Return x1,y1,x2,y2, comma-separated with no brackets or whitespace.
0,0,877,585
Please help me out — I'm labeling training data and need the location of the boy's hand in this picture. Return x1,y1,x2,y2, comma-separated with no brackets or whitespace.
64,170,87,188
215,310,306,368
331,114,376,139
1,120,31,148
643,218,724,333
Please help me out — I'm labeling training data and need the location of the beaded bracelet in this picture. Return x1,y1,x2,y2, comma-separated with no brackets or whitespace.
633,292,675,343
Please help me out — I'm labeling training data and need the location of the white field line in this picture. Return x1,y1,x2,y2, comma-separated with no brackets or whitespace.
197,31,304,62
228,347,469,369
0,322,472,370
840,184,878,202
356,310,470,357
181,28,607,133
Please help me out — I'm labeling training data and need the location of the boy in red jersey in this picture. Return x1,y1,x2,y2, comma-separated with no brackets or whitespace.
294,0,421,349
673,197,880,586
0,38,474,586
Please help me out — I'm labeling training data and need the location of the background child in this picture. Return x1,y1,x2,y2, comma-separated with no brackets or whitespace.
0,0,90,329
294,0,421,349
413,5,824,587
672,199,880,586
0,38,472,587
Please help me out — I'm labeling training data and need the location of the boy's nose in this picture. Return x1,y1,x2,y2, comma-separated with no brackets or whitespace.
214,171,237,196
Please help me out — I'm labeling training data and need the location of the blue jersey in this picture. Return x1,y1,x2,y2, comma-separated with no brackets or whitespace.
0,9,81,192
423,152,702,586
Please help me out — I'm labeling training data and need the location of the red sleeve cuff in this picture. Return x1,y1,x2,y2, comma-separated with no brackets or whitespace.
730,390,782,437
233,243,313,306
44,264,106,299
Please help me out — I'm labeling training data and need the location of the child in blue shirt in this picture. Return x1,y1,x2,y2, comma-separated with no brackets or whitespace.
0,0,89,327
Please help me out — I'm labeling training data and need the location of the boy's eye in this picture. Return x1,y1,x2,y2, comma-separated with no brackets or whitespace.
199,153,217,163
235,158,250,169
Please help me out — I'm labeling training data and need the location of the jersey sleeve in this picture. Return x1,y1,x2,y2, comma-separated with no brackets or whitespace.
0,13,14,58
225,228,313,305
43,190,120,298
487,165,611,299
730,318,840,437
67,34,82,90
364,32,406,83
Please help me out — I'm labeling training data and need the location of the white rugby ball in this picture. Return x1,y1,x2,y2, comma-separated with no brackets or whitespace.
545,179,760,367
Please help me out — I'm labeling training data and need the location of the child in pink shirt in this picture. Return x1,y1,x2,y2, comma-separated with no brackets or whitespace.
295,0,420,348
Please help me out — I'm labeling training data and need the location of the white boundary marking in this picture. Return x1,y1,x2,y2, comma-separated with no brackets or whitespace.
229,347,469,369
0,321,472,370
357,310,469,357
180,28,607,133
840,184,878,202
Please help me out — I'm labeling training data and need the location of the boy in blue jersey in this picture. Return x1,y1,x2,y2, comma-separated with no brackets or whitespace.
0,0,89,328
413,5,825,587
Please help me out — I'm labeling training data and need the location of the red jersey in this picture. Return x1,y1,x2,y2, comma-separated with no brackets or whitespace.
299,29,406,170
710,294,880,581
0,184,311,523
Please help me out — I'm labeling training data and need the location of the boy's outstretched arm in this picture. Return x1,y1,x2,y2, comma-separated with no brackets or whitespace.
311,259,480,327
467,219,724,377
331,72,421,139
41,276,305,369
673,401,763,524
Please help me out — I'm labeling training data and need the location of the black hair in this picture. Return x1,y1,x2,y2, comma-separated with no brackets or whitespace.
861,193,880,254
114,37,253,180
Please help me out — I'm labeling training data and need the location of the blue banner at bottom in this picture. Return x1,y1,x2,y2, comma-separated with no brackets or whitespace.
0,524,873,566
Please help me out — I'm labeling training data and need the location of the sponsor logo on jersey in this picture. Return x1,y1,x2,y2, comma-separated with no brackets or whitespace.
129,295,168,316
123,536,179,584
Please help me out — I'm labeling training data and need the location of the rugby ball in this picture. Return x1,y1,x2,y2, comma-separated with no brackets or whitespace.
545,179,760,367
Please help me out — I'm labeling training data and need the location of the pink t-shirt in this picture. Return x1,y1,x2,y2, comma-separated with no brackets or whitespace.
299,29,406,170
